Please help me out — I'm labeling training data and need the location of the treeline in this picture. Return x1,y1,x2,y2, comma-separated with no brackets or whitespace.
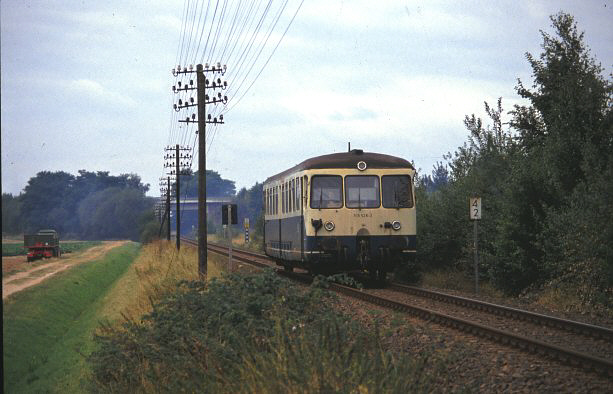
415,13,612,305
2,170,157,242
2,168,263,243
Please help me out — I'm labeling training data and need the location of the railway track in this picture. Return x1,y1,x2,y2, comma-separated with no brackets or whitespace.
182,239,613,376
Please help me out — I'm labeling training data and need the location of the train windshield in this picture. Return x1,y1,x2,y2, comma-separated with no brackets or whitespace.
310,175,343,209
345,176,380,208
382,175,413,208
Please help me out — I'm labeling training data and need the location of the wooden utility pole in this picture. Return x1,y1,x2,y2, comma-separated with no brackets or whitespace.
167,176,171,241
175,144,181,250
164,145,191,249
196,64,207,277
173,63,227,278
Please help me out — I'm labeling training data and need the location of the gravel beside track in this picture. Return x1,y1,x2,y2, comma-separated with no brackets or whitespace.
368,287,613,363
184,240,613,390
330,294,613,392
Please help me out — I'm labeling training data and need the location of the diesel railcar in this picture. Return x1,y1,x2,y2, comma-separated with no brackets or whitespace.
263,149,416,281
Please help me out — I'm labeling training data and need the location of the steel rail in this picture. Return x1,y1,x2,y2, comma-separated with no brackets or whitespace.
181,238,613,376
388,283,613,341
329,282,613,376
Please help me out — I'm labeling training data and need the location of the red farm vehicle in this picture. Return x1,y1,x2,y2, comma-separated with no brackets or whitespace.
24,229,61,262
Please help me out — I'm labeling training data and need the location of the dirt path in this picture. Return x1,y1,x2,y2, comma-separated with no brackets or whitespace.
2,241,128,300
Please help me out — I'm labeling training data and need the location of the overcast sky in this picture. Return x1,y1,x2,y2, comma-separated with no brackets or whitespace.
2,1,612,197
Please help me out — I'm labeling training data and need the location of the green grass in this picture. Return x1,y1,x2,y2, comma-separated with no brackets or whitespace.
89,270,442,392
3,242,140,393
59,241,103,254
2,242,27,256
2,241,102,256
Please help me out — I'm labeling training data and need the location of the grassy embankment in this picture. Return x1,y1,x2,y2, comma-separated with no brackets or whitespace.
2,241,102,256
3,240,226,393
3,242,140,393
89,246,442,392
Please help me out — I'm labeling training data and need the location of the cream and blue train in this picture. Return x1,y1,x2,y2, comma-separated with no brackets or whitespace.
263,150,416,281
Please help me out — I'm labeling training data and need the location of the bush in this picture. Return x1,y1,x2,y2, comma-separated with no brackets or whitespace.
89,270,435,392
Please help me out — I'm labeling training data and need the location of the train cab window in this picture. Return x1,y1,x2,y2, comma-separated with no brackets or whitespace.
345,176,380,208
310,175,342,209
382,175,413,208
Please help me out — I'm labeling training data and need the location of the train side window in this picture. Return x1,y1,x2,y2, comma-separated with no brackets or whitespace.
310,175,343,209
382,175,413,208
345,176,380,208
290,179,295,212
295,177,300,210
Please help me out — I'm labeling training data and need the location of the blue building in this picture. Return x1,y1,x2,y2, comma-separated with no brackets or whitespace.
170,197,232,240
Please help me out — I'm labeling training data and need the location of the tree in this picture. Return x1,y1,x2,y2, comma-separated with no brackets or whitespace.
78,187,153,241
18,170,153,240
2,193,22,235
20,171,76,234
511,12,612,195
234,182,263,238
493,12,613,296
180,170,236,198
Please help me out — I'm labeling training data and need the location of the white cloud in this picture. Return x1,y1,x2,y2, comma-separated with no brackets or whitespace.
69,79,136,107
151,15,182,32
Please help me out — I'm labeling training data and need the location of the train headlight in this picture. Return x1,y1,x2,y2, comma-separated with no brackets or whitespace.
391,221,401,231
324,221,335,231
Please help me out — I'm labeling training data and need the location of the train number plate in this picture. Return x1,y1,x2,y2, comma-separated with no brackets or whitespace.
353,213,372,218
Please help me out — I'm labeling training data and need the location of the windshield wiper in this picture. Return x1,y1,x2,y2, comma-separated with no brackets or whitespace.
394,183,399,208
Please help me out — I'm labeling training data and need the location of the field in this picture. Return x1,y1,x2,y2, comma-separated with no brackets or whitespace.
2,240,102,257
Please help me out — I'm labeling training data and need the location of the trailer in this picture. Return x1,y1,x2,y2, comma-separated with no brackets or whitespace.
24,229,60,262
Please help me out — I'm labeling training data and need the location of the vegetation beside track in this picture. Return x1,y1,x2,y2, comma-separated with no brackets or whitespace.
97,240,225,322
90,269,440,392
2,242,139,393
412,13,613,309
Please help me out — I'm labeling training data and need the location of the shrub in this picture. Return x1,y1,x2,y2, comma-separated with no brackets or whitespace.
89,270,435,392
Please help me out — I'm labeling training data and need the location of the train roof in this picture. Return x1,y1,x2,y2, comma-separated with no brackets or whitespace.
264,150,414,183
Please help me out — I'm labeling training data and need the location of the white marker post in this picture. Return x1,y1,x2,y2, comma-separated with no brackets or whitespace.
244,217,250,244
470,197,482,294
